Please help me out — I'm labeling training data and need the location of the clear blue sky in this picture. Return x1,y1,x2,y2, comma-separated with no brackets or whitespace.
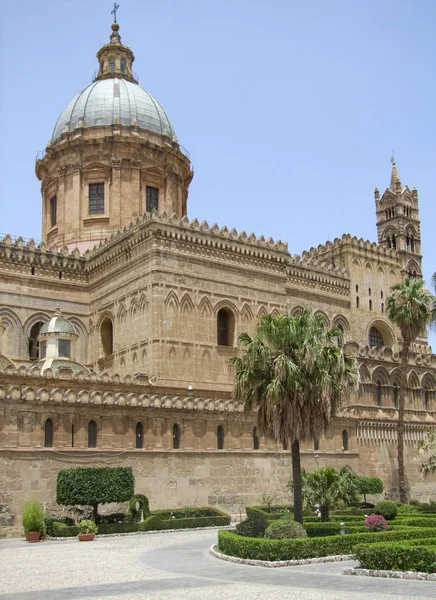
1,0,434,344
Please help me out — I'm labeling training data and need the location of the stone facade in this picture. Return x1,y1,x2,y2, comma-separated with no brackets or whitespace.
0,21,435,526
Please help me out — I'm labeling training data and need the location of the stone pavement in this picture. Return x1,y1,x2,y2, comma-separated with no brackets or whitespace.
0,530,435,600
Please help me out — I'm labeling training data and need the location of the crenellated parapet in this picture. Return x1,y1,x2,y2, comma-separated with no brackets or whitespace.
298,233,400,263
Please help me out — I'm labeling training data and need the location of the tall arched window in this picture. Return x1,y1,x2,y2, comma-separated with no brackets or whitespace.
369,327,384,348
369,300,373,311
253,427,259,450
393,383,399,408
376,380,382,407
88,420,97,448
342,430,348,451
217,308,235,346
136,422,144,449
173,423,180,449
120,59,126,73
29,321,44,360
282,439,288,450
100,318,114,357
217,425,224,450
108,57,115,72
424,390,430,411
44,418,53,448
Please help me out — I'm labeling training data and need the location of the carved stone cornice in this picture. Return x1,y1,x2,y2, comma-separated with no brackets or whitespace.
130,159,141,169
72,163,83,172
56,166,67,176
111,156,122,168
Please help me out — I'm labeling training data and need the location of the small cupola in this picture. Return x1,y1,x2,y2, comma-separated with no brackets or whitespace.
37,309,89,376
95,21,137,83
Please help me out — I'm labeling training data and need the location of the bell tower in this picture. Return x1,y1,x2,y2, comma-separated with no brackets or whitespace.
375,158,422,277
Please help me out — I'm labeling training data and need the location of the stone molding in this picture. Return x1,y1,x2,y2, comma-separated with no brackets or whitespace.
357,420,432,443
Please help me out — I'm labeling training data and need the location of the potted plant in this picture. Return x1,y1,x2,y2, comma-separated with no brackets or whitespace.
21,499,45,543
78,519,98,541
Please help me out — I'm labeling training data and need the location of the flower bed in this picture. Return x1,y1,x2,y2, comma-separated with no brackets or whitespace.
217,528,436,562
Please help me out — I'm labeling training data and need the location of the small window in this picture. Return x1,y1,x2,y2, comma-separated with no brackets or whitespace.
369,300,372,311
49,196,57,227
314,438,319,451
58,339,71,358
173,423,180,449
217,308,235,346
71,423,75,448
282,439,288,450
44,418,53,448
146,186,159,213
342,430,348,451
217,425,224,450
356,296,359,308
88,420,97,448
89,183,105,215
100,318,113,357
355,284,359,292
29,321,44,360
393,383,399,408
368,288,371,296
369,327,384,348
376,380,382,407
253,427,259,450
381,303,384,314
381,291,384,299
136,422,144,449
108,57,115,72
120,59,126,73
40,340,47,359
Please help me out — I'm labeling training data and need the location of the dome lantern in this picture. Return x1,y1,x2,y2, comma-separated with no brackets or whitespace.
95,21,137,84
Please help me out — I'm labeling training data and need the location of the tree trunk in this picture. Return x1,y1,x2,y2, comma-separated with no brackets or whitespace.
92,503,98,522
291,439,303,524
320,504,329,522
398,341,409,503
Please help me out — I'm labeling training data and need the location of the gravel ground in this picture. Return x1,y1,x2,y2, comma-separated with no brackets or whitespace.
0,530,434,600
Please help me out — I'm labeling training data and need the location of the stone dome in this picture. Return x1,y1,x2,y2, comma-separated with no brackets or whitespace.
40,312,77,336
38,358,90,376
51,78,176,142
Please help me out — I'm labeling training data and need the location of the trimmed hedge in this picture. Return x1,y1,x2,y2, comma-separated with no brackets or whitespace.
52,522,79,537
394,517,436,528
97,522,139,534
217,528,436,562
56,467,134,507
354,540,436,573
152,507,229,520
303,515,364,523
245,506,269,535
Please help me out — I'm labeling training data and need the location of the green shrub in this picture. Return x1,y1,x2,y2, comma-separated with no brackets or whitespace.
56,467,134,520
139,515,163,531
235,519,261,538
245,506,270,535
394,517,436,528
397,503,422,515
151,507,227,520
51,522,80,537
79,519,98,534
265,519,307,539
217,527,436,562
374,500,398,520
356,477,383,503
127,494,150,521
304,515,364,523
304,522,343,537
354,541,436,573
21,499,45,533
97,522,139,534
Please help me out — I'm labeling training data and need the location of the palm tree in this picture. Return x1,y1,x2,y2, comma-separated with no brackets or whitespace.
230,309,358,524
386,278,435,503
300,466,359,521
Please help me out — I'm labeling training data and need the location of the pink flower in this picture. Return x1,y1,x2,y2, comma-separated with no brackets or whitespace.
364,515,389,531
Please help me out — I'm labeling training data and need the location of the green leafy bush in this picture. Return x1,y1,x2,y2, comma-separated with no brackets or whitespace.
235,519,261,538
245,506,270,535
139,515,163,531
127,494,150,521
21,499,45,533
304,522,344,537
374,500,398,520
97,522,139,534
265,519,307,539
394,517,436,528
217,527,436,562
79,519,98,534
356,477,383,503
304,515,364,523
51,522,80,537
354,541,436,573
396,503,422,515
56,467,134,520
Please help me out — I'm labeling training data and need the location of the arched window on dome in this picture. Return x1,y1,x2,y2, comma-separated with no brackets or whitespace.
120,59,126,73
108,57,115,72
44,418,53,448
369,327,384,348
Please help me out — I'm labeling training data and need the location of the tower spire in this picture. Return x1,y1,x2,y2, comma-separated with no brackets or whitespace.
389,154,401,192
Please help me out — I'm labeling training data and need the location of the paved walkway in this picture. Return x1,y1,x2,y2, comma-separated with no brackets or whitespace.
0,530,435,600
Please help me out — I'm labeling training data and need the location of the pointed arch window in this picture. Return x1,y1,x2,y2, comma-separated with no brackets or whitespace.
342,430,348,451
29,321,44,360
136,422,144,449
393,383,399,408
100,317,114,357
173,423,180,449
44,418,53,448
88,420,97,448
217,425,224,450
217,308,235,346
253,427,260,450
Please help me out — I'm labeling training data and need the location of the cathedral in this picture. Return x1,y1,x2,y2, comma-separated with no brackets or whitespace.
0,19,434,527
